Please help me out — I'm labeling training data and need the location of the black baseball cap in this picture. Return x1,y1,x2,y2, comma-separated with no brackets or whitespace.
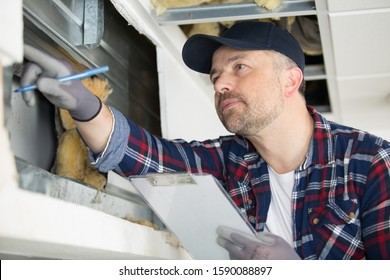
182,21,305,74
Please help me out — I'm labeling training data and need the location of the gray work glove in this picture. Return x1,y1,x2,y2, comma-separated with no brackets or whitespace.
20,45,101,121
217,226,301,260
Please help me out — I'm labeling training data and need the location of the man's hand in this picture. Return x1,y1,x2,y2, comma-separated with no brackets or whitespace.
21,45,101,122
217,226,301,260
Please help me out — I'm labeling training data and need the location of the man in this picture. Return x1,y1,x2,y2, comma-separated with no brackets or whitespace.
21,21,390,259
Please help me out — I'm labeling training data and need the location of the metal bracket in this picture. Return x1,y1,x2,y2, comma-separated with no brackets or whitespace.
23,0,104,49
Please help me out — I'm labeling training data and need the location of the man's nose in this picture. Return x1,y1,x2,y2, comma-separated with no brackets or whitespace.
214,73,234,95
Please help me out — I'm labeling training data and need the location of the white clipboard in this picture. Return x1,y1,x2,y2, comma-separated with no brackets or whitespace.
128,173,257,260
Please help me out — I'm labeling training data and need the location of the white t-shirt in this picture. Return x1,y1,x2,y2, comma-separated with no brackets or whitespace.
264,165,295,246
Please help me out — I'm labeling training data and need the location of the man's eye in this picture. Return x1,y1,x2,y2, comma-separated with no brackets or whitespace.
236,64,246,70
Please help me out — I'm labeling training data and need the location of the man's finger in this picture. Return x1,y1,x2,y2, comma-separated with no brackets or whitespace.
216,236,245,259
23,45,71,77
20,62,41,106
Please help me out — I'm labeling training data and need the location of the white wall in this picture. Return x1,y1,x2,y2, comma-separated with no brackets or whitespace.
0,0,23,189
156,45,230,141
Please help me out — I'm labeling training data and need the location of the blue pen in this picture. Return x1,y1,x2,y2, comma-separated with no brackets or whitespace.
14,65,109,93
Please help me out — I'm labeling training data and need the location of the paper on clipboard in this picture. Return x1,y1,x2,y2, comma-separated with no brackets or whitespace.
128,173,257,260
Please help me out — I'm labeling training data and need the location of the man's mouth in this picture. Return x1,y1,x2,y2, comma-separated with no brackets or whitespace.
220,98,241,113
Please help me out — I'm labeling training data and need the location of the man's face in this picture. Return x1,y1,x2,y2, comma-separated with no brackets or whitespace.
210,46,285,137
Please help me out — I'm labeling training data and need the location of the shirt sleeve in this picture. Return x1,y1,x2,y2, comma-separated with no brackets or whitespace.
88,106,230,180
361,144,390,259
88,106,130,173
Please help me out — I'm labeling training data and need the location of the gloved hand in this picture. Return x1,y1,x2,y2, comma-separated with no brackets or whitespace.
20,45,101,121
217,226,301,260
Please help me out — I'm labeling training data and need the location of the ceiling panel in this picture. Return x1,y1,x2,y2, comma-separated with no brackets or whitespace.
329,10,390,77
327,0,390,12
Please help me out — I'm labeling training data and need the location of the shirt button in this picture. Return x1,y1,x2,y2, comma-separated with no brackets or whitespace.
248,199,253,205
348,212,355,219
313,218,320,225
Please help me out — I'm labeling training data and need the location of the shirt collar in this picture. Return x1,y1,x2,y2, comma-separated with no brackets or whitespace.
303,106,335,168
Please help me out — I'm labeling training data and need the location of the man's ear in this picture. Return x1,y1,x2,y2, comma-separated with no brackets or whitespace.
285,67,303,97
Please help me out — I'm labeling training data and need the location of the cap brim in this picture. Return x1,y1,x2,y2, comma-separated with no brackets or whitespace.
182,34,264,74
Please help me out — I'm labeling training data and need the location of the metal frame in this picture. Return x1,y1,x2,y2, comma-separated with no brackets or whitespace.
154,0,316,25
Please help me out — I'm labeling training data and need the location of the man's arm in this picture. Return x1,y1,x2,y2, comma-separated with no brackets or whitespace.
75,104,113,153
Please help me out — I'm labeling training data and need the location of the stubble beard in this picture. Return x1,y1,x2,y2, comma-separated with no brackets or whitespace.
219,93,284,137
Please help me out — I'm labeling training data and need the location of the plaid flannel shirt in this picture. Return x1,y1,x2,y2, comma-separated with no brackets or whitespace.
92,106,390,259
